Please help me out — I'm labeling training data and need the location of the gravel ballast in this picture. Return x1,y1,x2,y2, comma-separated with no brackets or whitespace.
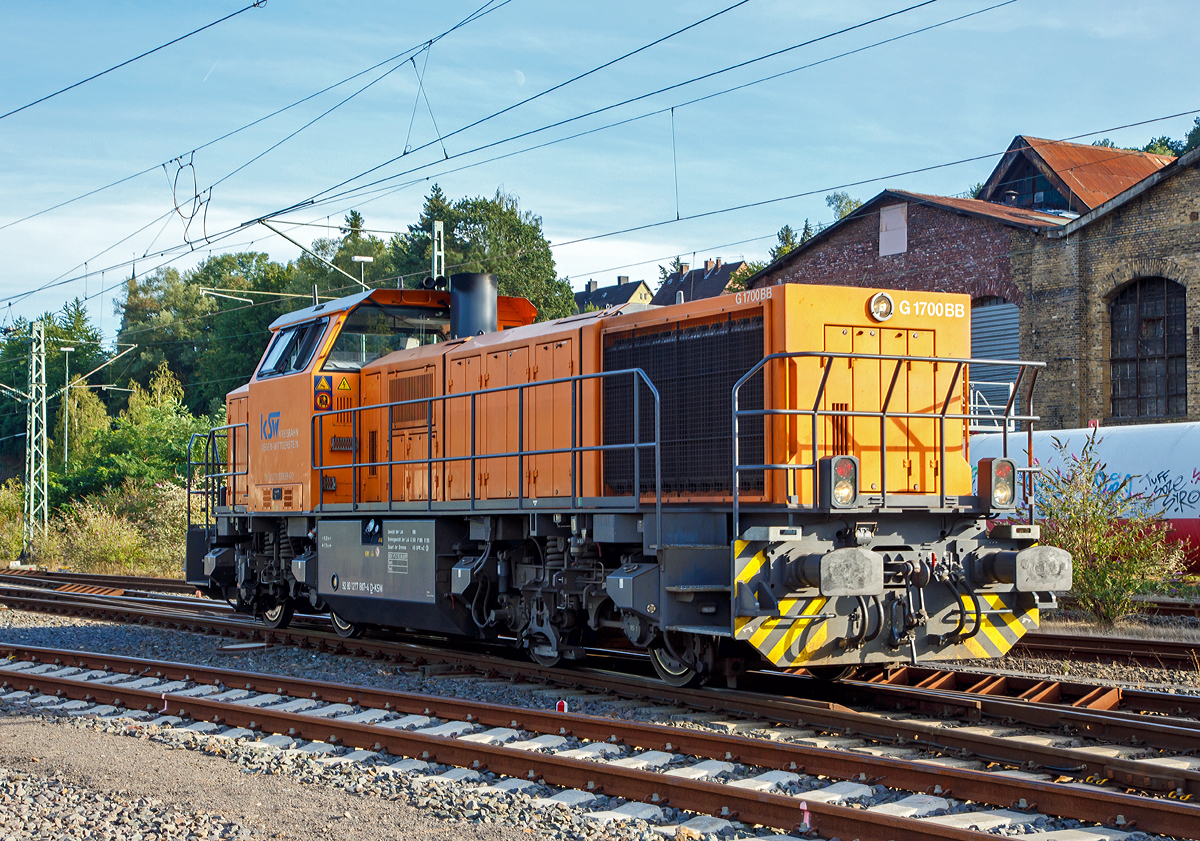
1,604,1195,840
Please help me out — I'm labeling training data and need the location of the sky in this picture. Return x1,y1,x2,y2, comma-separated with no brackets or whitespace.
1,0,1197,340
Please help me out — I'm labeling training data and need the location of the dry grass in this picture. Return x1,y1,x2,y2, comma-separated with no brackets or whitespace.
30,480,187,579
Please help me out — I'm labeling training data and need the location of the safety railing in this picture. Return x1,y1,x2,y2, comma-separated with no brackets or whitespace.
968,380,1017,432
731,352,1045,539
186,422,248,528
310,368,662,548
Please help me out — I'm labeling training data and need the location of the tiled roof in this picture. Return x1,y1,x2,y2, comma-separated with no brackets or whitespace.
651,261,745,306
574,280,650,312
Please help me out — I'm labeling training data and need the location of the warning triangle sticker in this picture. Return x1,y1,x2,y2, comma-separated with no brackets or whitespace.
315,376,331,390
337,377,352,390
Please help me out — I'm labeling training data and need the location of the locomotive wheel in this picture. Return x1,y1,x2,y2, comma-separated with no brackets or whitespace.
330,611,364,639
649,646,703,687
262,601,294,630
528,636,562,668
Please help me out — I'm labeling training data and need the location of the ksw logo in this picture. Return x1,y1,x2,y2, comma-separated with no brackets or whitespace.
261,412,281,440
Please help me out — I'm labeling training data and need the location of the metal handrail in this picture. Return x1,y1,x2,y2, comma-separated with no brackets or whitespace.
186,422,248,528
731,351,1045,540
310,367,663,549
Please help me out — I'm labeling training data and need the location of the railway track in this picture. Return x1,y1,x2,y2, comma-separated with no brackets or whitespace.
1014,632,1200,669
0,569,198,596
5,579,1200,802
3,643,1198,841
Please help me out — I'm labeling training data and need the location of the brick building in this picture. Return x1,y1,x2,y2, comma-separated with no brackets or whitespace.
747,139,1200,430
1020,146,1200,428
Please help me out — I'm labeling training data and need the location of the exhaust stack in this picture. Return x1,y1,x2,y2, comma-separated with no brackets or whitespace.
449,272,498,339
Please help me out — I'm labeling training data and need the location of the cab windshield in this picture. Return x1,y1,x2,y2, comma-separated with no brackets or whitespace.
322,302,450,371
257,318,328,379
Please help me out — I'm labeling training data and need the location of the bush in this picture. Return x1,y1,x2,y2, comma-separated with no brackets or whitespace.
31,479,187,578
1038,430,1187,625
0,479,24,563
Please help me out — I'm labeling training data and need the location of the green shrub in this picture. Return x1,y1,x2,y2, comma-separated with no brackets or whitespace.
31,479,187,578
1038,430,1187,625
0,480,24,563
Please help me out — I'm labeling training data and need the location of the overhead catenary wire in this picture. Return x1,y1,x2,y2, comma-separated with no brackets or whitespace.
0,0,515,234
0,0,1003,308
271,0,936,217
227,0,1025,223
0,1,266,122
4,71,1195,321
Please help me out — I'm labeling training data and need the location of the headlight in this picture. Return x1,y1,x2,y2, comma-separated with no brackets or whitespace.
868,292,894,322
833,479,856,506
979,457,1017,509
819,455,859,508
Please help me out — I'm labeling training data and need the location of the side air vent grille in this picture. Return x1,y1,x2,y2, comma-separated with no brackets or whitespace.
602,313,764,496
389,372,434,430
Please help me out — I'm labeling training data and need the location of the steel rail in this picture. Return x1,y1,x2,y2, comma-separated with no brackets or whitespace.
0,570,197,596
859,663,1200,719
4,645,1198,840
4,587,1200,796
1017,632,1200,668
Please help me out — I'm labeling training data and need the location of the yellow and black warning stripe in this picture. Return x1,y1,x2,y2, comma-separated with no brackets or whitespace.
733,539,831,667
950,592,1039,659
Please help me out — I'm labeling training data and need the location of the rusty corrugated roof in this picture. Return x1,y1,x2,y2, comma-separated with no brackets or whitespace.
890,190,1065,229
1009,136,1173,210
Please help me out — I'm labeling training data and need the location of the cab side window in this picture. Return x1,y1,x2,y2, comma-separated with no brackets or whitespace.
257,318,328,379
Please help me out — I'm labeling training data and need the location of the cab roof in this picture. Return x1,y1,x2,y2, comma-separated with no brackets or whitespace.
268,289,451,331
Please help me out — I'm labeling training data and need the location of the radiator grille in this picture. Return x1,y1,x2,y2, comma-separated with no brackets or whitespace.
389,372,434,429
368,430,377,476
602,313,764,496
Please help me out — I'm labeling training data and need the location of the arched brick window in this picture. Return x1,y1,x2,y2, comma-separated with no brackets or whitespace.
1110,277,1186,418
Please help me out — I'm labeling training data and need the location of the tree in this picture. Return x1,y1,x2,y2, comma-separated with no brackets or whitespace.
187,252,295,413
1143,135,1184,157
59,362,214,502
1184,117,1200,154
966,182,985,199
657,256,685,283
55,385,109,471
114,254,301,415
115,267,217,408
0,300,110,480
292,211,389,295
769,224,799,261
1091,119,1200,157
825,191,863,220
341,210,366,241
725,261,763,293
389,187,573,321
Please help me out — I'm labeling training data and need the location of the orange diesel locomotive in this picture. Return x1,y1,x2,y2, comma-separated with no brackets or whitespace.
187,273,1070,684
